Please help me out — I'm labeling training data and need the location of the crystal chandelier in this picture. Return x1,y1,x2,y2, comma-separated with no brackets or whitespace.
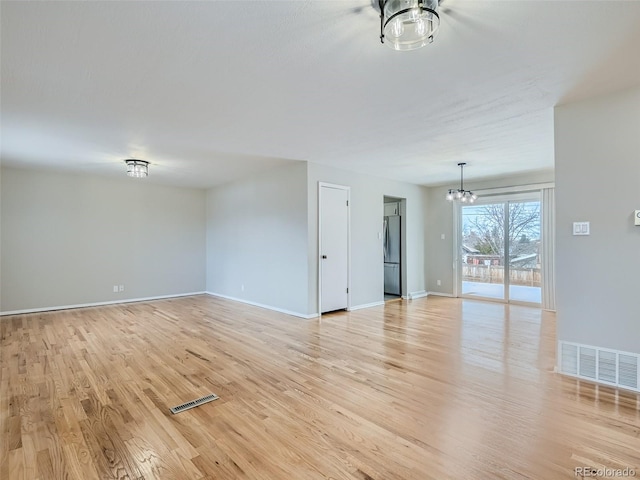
379,0,440,51
446,162,477,203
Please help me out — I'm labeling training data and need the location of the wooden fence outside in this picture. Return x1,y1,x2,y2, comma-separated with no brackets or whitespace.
462,265,541,287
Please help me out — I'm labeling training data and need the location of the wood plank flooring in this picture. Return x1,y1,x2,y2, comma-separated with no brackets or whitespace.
1,295,639,479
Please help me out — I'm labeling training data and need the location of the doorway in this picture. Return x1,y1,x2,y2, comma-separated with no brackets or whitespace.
458,193,542,305
319,183,350,313
383,196,406,301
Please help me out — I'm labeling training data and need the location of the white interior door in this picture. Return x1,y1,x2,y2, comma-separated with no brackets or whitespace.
319,184,349,313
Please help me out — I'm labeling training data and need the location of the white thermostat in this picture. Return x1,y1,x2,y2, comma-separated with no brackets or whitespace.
635,210,640,226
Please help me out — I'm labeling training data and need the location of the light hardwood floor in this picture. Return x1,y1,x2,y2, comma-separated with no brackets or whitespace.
1,295,639,479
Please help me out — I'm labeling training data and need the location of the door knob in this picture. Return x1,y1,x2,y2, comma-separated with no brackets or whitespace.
322,255,327,259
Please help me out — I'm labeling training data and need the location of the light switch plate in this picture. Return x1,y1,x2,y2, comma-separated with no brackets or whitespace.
635,210,640,226
573,222,590,235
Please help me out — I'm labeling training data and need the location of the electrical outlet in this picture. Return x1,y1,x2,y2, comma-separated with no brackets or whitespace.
441,233,445,240
113,285,118,293
119,285,124,292
241,284,245,292
437,280,442,286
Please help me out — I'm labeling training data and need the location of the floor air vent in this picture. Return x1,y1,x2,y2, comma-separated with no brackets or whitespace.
170,393,219,414
558,341,640,393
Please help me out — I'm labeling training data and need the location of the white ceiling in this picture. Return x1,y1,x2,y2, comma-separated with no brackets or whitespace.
2,1,640,188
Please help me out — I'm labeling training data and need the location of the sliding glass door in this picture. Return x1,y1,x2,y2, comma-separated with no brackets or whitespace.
459,193,541,305
461,202,506,300
507,200,541,303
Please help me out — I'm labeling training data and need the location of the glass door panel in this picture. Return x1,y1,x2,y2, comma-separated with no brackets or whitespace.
461,203,506,301
507,200,541,304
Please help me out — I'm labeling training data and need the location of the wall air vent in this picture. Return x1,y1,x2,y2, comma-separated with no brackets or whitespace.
558,341,640,393
597,350,617,384
618,354,639,390
579,346,596,379
561,343,578,375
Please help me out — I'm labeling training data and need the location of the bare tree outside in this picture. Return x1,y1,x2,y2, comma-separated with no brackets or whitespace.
461,201,542,302
464,202,540,259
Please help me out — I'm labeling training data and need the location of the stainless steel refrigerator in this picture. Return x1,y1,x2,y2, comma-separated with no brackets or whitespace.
383,215,401,295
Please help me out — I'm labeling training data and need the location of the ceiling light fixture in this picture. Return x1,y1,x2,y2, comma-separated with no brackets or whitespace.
125,159,149,178
446,162,477,203
379,0,440,51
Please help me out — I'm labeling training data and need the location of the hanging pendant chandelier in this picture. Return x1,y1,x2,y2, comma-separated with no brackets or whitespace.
446,162,477,203
379,0,440,51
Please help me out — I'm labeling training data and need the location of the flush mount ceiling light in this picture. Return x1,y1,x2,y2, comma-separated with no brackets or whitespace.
379,0,440,51
446,162,477,203
125,159,149,178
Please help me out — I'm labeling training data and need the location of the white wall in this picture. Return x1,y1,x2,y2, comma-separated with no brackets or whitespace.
2,161,425,319
555,85,640,354
0,166,2,311
425,170,555,295
1,167,206,313
205,162,309,317
307,163,429,313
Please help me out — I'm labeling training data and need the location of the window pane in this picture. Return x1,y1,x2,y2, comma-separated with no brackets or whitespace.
461,203,505,300
508,201,541,304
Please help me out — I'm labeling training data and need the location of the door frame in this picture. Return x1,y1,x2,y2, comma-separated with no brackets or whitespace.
383,196,407,299
318,182,351,315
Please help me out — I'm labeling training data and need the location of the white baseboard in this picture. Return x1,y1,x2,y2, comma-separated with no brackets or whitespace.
408,290,428,300
0,291,207,316
205,292,318,319
427,291,455,298
348,301,385,311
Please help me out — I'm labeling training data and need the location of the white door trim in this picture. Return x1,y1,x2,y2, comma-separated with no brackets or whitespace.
318,182,351,315
474,182,555,196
